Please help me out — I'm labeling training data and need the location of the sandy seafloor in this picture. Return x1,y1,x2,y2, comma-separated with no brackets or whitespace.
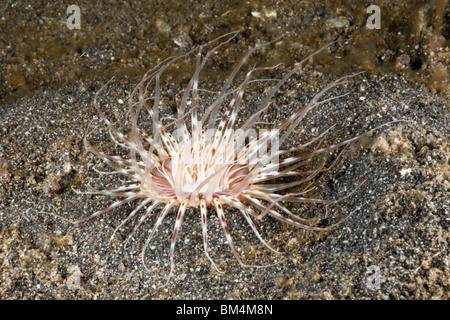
0,1,448,299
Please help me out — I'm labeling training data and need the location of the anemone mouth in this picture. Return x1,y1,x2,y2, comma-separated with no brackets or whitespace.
179,164,251,200
140,159,252,205
181,181,222,194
